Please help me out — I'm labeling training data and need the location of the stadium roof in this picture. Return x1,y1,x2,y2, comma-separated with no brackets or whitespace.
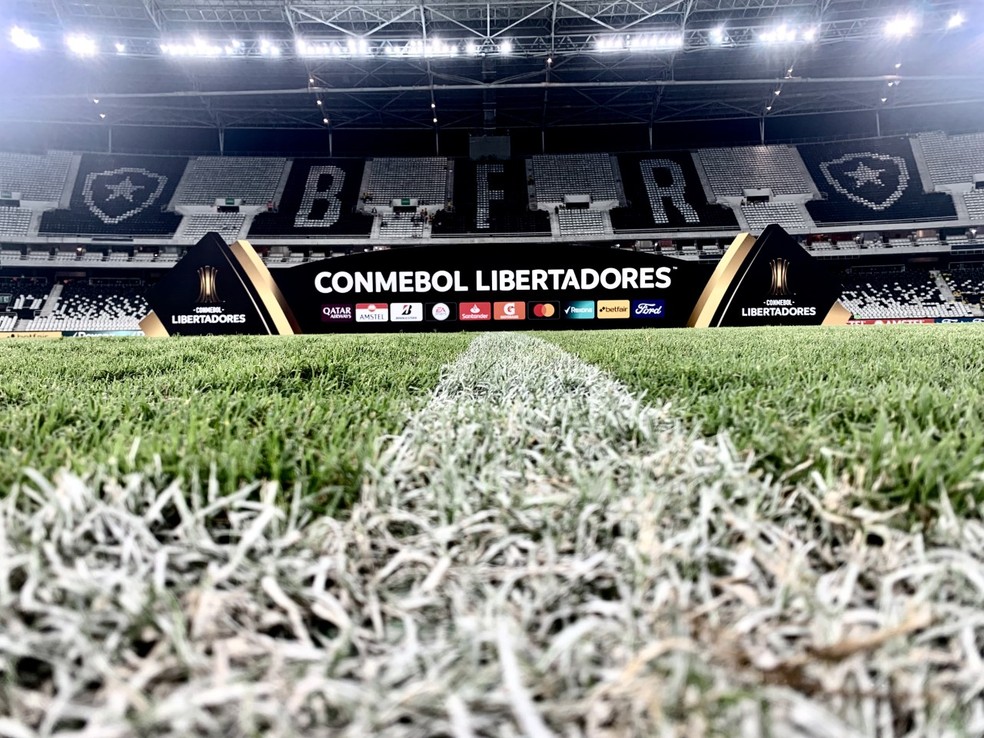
1,0,982,135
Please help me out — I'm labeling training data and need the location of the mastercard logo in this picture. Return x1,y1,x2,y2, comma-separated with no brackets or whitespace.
529,301,560,319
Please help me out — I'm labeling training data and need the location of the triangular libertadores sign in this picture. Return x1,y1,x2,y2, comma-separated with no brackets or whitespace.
688,224,850,327
140,233,298,336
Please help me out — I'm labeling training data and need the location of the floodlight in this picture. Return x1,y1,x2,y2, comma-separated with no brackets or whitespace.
10,26,41,51
947,12,965,29
710,26,725,45
760,24,797,44
884,14,916,38
499,39,513,54
66,34,98,57
115,42,126,53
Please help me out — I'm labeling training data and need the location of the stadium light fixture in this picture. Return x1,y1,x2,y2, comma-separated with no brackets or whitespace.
65,33,98,57
162,38,223,57
92,98,99,104
259,39,281,57
10,26,41,51
760,24,798,44
801,27,818,42
466,41,478,56
947,12,965,29
98,113,106,119
710,26,726,45
322,117,329,124
115,42,126,54
884,14,917,38
499,39,513,55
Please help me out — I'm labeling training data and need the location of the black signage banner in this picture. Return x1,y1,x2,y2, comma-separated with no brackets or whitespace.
141,224,850,335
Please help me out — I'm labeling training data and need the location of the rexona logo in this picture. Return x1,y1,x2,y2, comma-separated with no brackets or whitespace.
321,304,353,322
632,300,666,319
597,300,630,319
494,301,526,321
563,301,595,320
391,302,424,322
529,302,560,320
427,302,455,321
459,302,491,321
355,303,389,322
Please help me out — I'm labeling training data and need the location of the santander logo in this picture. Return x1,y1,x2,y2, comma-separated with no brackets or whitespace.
459,302,491,321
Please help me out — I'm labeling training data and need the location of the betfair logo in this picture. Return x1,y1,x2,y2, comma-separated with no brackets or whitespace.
769,258,791,297
597,300,630,319
196,265,221,304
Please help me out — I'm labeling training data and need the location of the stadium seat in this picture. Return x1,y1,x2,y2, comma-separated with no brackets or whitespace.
697,145,813,198
174,157,288,206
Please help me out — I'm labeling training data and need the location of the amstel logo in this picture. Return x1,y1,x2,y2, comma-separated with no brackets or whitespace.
196,265,221,305
769,258,791,297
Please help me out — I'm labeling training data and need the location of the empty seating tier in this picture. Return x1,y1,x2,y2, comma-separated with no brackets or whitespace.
531,154,621,204
0,151,73,202
179,214,246,242
698,145,812,198
174,156,288,206
377,212,425,239
943,268,984,308
741,202,810,232
362,157,449,206
0,207,32,237
799,138,956,225
917,132,984,187
17,279,148,331
556,209,608,238
839,270,968,319
249,159,371,237
39,154,185,236
964,191,984,223
432,159,550,236
611,153,738,231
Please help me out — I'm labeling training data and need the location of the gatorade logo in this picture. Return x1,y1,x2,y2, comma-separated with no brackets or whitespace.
528,302,560,320
494,302,526,321
459,302,491,321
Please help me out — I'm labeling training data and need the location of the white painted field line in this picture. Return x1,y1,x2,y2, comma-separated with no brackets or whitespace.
1,332,983,737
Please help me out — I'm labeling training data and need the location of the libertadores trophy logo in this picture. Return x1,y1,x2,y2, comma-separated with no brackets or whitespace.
769,258,791,297
196,266,221,304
